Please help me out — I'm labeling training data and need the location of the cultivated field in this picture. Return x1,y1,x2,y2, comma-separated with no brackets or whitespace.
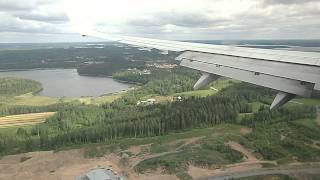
0,112,56,128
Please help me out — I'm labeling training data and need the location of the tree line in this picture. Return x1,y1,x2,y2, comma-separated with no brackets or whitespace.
0,94,250,155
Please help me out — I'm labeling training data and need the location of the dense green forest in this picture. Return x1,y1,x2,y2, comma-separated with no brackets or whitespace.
112,67,200,107
1,77,319,163
0,43,178,76
0,89,246,155
0,77,42,96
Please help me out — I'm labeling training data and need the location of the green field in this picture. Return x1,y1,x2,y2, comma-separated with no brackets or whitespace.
291,98,320,106
173,89,217,97
172,79,240,98
4,92,124,107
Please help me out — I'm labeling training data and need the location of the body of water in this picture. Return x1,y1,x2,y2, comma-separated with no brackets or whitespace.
0,69,130,97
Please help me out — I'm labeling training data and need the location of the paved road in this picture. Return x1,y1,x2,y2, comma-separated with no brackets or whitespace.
196,165,320,180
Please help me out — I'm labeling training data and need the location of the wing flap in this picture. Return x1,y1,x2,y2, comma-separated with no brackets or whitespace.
176,51,320,84
180,57,314,97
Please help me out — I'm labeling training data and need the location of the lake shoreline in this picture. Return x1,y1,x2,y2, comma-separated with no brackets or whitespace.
0,69,131,98
0,67,76,72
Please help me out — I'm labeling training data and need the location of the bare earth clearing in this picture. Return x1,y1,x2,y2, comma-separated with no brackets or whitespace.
0,148,179,180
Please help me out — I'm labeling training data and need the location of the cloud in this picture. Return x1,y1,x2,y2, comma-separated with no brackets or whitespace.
0,0,70,36
13,11,68,23
130,12,228,28
0,12,65,34
0,0,320,42
0,0,53,11
263,0,320,5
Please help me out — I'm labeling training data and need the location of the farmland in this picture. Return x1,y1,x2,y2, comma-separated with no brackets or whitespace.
0,112,56,128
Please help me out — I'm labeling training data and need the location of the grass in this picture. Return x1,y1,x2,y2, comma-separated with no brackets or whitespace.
9,93,59,106
291,98,320,106
210,78,240,90
140,95,174,103
0,125,33,136
6,92,124,107
130,124,245,175
134,135,244,174
56,124,246,157
149,141,185,154
172,79,240,98
0,112,56,128
237,174,296,180
83,145,115,158
173,89,217,97
115,124,245,150
292,118,320,131
249,101,267,112
247,97,320,113
75,94,123,105
176,172,193,180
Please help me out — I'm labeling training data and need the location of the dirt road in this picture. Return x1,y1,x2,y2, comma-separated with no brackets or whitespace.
195,164,320,180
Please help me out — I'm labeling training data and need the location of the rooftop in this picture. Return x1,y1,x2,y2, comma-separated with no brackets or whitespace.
76,168,123,180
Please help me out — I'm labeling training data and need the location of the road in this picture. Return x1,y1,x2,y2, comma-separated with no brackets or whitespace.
195,165,320,180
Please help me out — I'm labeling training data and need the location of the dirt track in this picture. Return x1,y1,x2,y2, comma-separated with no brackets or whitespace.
195,164,320,180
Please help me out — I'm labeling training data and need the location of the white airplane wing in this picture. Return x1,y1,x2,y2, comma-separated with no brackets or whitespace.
87,32,320,110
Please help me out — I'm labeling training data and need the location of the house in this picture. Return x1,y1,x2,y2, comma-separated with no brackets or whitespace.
76,168,123,180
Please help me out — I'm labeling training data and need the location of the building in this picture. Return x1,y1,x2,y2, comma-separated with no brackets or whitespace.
137,98,156,106
76,168,123,180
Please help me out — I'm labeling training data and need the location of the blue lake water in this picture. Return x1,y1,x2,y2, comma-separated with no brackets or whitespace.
0,69,130,98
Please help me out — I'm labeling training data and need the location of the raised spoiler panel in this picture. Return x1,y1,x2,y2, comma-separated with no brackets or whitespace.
87,33,320,109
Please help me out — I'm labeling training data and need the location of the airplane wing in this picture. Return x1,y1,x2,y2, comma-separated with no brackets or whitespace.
87,32,320,110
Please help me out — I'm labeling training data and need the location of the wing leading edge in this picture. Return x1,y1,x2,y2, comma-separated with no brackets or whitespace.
87,33,320,110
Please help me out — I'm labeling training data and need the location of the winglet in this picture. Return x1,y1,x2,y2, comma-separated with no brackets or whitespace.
194,73,220,90
270,92,296,110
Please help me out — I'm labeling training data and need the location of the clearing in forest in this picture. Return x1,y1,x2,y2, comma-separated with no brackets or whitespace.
226,141,257,162
0,112,56,128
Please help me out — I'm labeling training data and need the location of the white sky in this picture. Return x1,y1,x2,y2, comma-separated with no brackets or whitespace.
0,0,320,42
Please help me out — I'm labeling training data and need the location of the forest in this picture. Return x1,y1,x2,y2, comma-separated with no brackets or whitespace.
0,74,319,164
0,43,178,76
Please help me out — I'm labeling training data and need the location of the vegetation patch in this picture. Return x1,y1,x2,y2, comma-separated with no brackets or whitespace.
134,131,243,174
176,171,193,180
237,174,296,180
242,107,320,162
20,156,32,162
0,77,42,97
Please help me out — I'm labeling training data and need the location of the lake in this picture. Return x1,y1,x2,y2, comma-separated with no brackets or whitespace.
0,69,130,97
